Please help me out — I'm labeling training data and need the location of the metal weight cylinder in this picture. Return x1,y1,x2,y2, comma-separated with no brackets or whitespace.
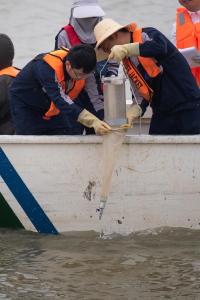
102,76,127,126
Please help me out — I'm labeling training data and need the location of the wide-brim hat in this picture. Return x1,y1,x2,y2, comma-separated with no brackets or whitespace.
72,0,105,18
94,18,130,49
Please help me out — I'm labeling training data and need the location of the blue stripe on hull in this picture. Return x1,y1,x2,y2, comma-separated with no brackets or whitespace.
0,148,58,235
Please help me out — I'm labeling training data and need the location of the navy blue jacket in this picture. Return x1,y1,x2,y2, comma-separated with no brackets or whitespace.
10,59,82,119
137,27,200,115
10,55,84,134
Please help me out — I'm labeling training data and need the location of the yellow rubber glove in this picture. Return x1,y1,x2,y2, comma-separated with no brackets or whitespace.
78,109,111,135
127,104,142,126
108,43,140,63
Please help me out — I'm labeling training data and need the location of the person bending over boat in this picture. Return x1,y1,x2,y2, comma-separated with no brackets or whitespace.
0,34,19,134
94,19,200,135
10,44,111,135
55,0,118,133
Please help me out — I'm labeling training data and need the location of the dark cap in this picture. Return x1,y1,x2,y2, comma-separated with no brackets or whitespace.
0,34,14,69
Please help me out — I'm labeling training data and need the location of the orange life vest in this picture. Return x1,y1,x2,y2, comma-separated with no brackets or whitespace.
0,66,20,78
176,7,200,86
43,48,85,119
123,24,162,102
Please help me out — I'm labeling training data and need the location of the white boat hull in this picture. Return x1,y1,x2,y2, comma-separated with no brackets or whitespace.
0,135,200,235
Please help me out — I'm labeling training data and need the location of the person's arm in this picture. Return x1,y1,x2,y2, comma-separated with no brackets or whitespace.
108,28,174,63
33,61,111,134
105,60,119,77
55,29,71,49
33,60,83,120
139,28,173,60
84,73,104,114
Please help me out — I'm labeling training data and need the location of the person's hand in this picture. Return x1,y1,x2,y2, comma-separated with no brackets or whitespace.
119,123,132,130
78,109,111,135
127,104,142,126
108,43,140,63
93,120,112,135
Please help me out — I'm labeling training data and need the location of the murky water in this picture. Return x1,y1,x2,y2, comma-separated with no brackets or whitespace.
1,1,198,299
1,228,200,299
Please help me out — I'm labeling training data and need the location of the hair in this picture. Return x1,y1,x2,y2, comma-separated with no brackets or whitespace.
118,28,129,33
0,34,14,69
66,44,97,73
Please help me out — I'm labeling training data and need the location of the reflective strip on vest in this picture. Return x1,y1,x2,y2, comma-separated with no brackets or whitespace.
176,7,200,49
133,28,161,78
123,24,161,101
176,7,200,86
123,58,154,101
0,66,20,78
43,49,85,119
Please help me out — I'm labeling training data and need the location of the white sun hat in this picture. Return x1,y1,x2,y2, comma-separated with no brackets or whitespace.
72,0,105,18
94,18,130,48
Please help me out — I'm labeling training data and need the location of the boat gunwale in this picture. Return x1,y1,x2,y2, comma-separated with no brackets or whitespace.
0,135,200,144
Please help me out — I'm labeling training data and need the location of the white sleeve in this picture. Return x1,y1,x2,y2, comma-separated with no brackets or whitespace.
57,30,72,49
84,73,104,112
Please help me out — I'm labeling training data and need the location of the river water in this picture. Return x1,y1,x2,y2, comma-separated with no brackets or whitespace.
1,228,200,299
0,0,179,68
1,1,200,299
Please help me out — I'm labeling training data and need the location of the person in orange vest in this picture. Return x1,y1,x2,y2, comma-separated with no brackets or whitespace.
0,34,19,134
94,18,200,135
171,0,200,86
10,44,111,135
55,0,118,133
